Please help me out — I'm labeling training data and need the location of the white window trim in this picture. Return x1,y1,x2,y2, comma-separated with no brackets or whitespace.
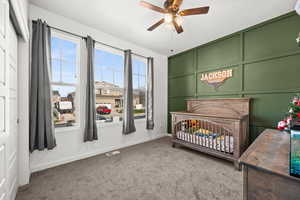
51,30,81,130
95,43,124,57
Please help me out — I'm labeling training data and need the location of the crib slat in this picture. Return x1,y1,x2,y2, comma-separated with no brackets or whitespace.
189,120,191,142
207,122,210,148
188,120,190,142
220,127,223,152
185,120,188,141
223,129,226,154
228,130,232,153
224,129,226,153
228,131,230,153
212,124,215,150
204,121,206,147
226,130,228,153
218,125,221,152
205,121,208,148
201,121,203,146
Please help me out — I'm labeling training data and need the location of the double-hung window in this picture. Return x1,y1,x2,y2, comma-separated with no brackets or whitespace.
94,45,124,123
50,31,80,128
132,56,147,119
94,44,147,123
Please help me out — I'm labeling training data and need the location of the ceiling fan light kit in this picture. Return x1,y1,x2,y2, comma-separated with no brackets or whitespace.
174,15,183,26
164,13,173,24
140,0,209,34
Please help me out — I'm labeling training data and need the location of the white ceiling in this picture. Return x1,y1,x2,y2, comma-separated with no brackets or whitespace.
29,0,297,56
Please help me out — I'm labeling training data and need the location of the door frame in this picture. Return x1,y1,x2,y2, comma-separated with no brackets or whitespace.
9,0,29,41
9,0,30,187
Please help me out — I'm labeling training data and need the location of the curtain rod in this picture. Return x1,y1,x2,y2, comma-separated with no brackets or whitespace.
32,20,149,59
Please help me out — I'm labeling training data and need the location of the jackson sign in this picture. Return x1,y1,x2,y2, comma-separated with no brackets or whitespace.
200,69,233,89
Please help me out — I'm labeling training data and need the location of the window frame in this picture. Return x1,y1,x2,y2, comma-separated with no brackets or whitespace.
132,55,147,119
94,43,124,124
50,30,81,129
93,44,147,125
132,55,147,89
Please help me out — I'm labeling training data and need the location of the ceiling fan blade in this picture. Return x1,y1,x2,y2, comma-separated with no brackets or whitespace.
173,21,183,34
140,1,167,13
179,6,209,16
147,19,165,31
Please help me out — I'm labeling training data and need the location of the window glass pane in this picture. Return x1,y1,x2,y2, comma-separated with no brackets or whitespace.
94,48,124,123
133,59,146,119
51,59,61,83
133,59,146,75
133,75,140,90
52,85,76,127
61,61,77,84
61,39,77,62
51,37,60,59
51,36,77,84
140,75,146,89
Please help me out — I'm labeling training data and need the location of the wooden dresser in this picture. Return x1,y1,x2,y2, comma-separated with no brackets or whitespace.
240,129,300,200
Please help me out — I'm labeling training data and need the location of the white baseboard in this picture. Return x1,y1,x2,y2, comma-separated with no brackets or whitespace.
31,134,168,173
9,177,18,200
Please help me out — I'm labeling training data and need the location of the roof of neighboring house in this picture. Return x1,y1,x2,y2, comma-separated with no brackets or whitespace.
95,81,120,89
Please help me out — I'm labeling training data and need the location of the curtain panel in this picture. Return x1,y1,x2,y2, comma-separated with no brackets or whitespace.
146,57,154,130
83,36,98,142
123,50,136,135
29,19,56,152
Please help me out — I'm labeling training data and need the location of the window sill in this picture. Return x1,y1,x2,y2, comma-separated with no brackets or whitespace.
54,119,146,132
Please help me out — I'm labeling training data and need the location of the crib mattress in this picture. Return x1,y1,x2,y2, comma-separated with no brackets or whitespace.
176,131,234,153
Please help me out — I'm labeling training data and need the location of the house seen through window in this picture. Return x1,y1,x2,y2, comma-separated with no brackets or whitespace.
50,32,80,128
50,34,146,127
94,46,146,123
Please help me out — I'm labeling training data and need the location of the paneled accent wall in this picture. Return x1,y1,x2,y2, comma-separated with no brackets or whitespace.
168,12,300,142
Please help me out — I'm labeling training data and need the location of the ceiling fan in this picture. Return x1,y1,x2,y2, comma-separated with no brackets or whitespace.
140,0,209,34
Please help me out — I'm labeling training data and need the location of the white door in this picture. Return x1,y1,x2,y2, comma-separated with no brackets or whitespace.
0,0,10,200
7,18,18,200
0,1,18,199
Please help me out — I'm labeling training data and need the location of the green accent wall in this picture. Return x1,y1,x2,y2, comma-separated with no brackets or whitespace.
168,12,300,142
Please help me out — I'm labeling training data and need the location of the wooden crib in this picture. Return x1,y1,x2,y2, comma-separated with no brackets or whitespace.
170,98,250,170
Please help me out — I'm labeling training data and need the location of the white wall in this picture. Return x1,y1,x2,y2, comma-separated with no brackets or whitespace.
28,5,168,172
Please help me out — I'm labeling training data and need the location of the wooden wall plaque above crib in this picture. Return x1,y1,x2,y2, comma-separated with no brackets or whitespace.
170,98,250,170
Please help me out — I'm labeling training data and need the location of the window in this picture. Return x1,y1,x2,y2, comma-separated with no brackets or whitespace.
94,45,146,123
94,46,124,123
132,56,146,119
50,32,80,128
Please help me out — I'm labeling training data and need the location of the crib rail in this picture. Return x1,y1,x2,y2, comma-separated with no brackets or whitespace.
174,119,234,154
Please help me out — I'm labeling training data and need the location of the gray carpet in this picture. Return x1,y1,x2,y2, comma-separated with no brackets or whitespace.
17,137,243,200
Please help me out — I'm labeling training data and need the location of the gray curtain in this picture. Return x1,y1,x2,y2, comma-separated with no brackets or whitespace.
84,36,98,142
146,57,154,130
29,19,56,152
123,50,136,135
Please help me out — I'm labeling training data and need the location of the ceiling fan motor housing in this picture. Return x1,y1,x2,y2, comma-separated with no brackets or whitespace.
164,0,173,9
164,0,183,12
